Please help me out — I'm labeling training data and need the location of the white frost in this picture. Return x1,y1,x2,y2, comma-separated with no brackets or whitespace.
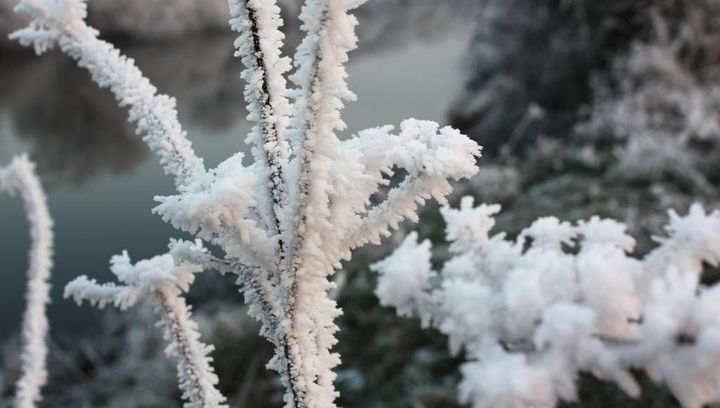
374,198,720,407
1,155,53,408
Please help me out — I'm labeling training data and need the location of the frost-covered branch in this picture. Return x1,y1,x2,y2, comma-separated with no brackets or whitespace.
341,120,481,250
64,241,227,408
228,0,292,234
267,0,373,405
284,0,367,273
11,0,204,187
374,197,720,408
226,5,295,391
1,155,53,408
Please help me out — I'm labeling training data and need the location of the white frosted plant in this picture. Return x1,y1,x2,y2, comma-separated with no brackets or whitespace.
580,43,720,193
64,240,228,408
10,0,481,407
373,196,720,408
0,155,53,408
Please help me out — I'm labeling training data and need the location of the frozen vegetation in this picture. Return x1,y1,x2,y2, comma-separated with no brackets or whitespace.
7,0,479,406
375,198,720,408
1,0,720,407
368,5,720,405
65,241,227,408
0,156,52,408
581,38,720,193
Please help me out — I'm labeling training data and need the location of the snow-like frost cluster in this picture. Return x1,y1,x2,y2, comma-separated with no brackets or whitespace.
10,0,480,406
374,197,720,408
1,155,53,408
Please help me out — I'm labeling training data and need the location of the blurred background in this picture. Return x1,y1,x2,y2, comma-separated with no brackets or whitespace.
0,0,718,406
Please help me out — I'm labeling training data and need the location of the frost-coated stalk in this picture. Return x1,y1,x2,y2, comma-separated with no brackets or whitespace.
228,0,291,232
10,0,204,188
279,0,365,405
0,155,53,408
227,3,300,400
15,1,481,407
64,242,228,408
374,198,720,408
155,288,223,408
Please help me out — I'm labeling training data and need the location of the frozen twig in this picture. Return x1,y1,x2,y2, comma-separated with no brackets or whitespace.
11,0,205,187
64,241,227,408
1,155,53,408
